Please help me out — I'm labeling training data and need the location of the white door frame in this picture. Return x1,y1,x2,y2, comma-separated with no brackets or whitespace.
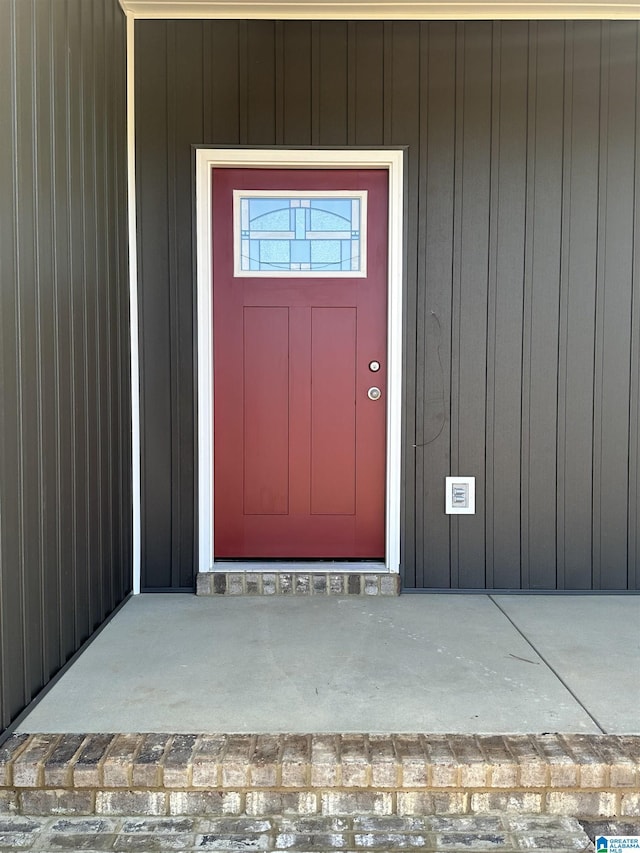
195,147,404,573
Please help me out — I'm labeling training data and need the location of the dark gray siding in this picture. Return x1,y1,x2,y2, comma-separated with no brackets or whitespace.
0,0,131,734
136,20,640,591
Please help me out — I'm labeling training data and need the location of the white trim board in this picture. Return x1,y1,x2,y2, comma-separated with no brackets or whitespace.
214,562,387,572
120,0,640,20
126,13,142,595
195,148,404,574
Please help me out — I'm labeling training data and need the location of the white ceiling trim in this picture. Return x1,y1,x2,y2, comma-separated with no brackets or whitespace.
119,0,640,19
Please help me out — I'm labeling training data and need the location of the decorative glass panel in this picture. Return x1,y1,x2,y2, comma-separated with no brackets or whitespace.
233,190,367,277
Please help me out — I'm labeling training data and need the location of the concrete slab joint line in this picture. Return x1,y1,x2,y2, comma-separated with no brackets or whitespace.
1,734,640,818
195,571,401,596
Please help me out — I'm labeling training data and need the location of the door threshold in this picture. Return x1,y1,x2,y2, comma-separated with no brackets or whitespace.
197,564,400,595
212,561,388,573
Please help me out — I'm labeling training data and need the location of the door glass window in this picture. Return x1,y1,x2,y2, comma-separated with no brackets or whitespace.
233,191,367,277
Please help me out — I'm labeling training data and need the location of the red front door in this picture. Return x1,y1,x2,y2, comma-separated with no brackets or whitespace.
213,168,388,558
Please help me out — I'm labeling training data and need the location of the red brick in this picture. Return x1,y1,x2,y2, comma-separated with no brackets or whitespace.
471,792,543,813
321,791,393,816
250,735,281,787
246,791,318,816
43,735,87,788
132,734,171,787
561,735,608,788
479,736,519,787
340,735,369,787
396,791,468,815
369,736,399,787
221,735,254,787
102,733,142,787
546,792,617,817
20,789,95,816
96,790,167,816
424,736,459,787
535,735,578,787
192,735,225,788
12,734,61,787
394,736,428,787
0,735,29,786
281,735,309,787
449,736,489,788
169,791,242,816
73,735,115,788
503,736,548,787
311,736,340,787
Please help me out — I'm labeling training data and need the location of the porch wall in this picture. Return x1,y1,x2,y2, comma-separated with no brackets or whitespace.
0,0,132,734
135,20,640,591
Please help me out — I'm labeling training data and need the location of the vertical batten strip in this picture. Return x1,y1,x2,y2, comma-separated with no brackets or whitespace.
238,22,248,145
274,21,284,144
347,22,356,146
521,21,537,591
382,22,392,147
0,0,28,725
167,21,179,587
385,23,418,581
47,0,65,662
71,0,89,635
414,21,429,591
311,22,320,146
38,0,61,679
457,23,492,588
556,22,573,591
104,0,116,612
420,22,456,588
32,0,48,688
485,21,501,592
592,22,609,591
564,22,600,590
17,0,41,702
203,22,212,142
50,0,65,666
496,23,529,587
598,22,635,590
97,0,107,615
126,11,141,594
81,0,94,629
92,0,105,623
629,23,640,589
121,3,132,600
78,0,89,621
523,22,563,590
0,0,7,730
450,22,465,589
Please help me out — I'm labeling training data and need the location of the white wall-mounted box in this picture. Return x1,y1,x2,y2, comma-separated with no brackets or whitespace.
445,476,476,514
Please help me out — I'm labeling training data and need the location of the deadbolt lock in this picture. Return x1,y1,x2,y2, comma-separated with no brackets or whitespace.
369,360,381,372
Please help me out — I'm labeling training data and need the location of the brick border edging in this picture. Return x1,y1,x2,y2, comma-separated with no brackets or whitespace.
196,572,401,595
1,734,639,818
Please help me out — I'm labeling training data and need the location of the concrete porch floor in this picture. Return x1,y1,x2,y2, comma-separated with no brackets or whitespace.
17,593,640,735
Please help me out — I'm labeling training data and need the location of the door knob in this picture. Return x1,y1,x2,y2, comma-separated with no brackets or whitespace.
368,387,382,401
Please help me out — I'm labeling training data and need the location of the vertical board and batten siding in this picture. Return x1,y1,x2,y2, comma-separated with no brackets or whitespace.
135,20,640,591
0,0,132,734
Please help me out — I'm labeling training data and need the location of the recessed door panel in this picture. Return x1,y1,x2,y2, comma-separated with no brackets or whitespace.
311,307,357,516
243,307,289,516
